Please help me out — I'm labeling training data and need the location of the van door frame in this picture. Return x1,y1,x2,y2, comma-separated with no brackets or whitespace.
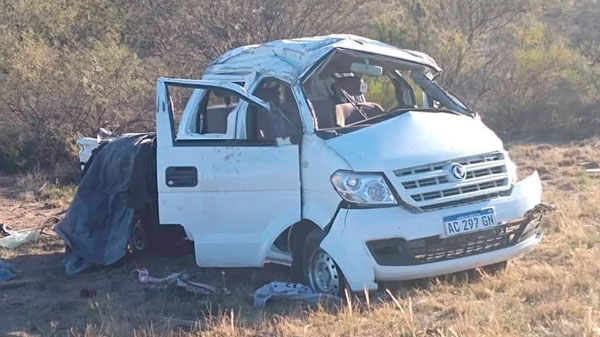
155,78,303,267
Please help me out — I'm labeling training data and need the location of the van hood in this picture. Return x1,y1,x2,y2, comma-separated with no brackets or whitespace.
325,111,503,171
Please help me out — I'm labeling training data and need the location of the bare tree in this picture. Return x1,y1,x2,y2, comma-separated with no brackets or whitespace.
124,0,373,77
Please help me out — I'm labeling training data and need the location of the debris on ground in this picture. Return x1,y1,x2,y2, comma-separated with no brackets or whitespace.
253,282,342,307
0,223,42,249
579,161,600,175
175,277,218,295
132,268,217,295
132,268,179,289
580,161,599,170
534,202,557,214
0,259,19,282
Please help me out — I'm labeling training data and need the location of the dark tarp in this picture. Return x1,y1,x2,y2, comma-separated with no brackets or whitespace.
55,133,157,275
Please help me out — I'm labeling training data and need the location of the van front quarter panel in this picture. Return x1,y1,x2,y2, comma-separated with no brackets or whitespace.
299,135,352,229
155,79,302,267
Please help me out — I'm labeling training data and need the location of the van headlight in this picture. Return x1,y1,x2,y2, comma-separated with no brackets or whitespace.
331,171,396,205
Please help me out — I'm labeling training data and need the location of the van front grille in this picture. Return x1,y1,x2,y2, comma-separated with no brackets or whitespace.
367,216,540,266
392,152,510,211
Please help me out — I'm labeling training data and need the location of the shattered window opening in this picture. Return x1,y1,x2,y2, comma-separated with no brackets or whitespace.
246,78,303,141
193,89,240,135
302,50,472,132
168,82,245,140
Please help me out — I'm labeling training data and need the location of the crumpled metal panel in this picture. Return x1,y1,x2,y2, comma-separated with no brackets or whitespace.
204,34,442,82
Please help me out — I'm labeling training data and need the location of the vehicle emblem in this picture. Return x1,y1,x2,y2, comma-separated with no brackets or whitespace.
449,163,467,181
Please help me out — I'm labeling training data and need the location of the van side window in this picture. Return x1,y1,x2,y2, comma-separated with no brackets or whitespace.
172,83,245,140
191,89,240,135
246,79,302,141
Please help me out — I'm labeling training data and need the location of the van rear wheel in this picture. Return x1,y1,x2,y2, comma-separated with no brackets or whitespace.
302,229,345,296
129,216,148,252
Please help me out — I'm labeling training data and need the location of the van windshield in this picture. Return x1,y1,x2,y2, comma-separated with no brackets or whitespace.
302,50,473,133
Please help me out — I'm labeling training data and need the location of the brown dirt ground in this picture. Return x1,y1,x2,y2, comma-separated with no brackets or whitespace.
0,175,295,336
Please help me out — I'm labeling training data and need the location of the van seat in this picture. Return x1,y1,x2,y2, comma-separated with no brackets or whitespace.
204,106,234,134
307,99,336,129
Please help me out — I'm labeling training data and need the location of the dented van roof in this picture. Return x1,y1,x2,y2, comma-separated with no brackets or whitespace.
204,34,441,82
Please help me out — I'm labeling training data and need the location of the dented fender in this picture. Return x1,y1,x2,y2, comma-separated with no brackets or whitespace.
320,171,543,291
300,135,352,229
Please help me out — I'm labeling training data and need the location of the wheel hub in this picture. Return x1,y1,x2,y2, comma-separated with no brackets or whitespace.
131,220,147,251
309,249,340,295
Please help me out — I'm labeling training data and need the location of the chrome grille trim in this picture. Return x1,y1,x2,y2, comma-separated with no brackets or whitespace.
392,152,510,210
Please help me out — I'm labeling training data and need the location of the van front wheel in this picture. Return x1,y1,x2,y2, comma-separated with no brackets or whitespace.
302,229,345,296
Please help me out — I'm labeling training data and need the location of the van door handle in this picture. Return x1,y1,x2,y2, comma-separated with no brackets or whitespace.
165,166,198,187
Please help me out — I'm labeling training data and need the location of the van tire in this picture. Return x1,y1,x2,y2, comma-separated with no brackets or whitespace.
129,215,148,252
129,212,191,256
302,228,346,296
147,224,191,255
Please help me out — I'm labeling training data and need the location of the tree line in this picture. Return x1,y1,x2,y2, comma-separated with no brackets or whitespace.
1,0,598,179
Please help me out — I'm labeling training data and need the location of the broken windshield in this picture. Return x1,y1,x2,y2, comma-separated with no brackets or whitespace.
302,50,473,133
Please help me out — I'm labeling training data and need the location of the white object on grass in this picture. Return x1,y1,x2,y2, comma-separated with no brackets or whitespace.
253,281,342,307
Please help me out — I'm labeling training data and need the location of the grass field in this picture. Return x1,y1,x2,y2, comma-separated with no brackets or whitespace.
1,140,599,337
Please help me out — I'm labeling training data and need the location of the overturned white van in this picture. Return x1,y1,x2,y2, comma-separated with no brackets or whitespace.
81,35,545,294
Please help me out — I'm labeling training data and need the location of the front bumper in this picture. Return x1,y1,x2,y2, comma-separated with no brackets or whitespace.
320,171,544,291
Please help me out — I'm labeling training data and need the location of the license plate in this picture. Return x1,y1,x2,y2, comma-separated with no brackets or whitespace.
442,208,497,237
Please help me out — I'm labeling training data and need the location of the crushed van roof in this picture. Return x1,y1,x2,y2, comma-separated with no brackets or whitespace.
204,34,441,82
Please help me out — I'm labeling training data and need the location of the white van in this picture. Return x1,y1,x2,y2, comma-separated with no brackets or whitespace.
82,35,544,295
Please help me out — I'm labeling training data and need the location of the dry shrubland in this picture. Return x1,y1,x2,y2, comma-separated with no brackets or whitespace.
1,0,600,178
1,0,600,335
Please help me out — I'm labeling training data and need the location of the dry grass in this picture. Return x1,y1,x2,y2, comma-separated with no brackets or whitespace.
3,140,600,337
11,170,76,207
77,140,600,337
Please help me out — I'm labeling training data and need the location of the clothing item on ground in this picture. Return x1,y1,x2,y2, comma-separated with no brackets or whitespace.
132,268,216,295
253,281,342,306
